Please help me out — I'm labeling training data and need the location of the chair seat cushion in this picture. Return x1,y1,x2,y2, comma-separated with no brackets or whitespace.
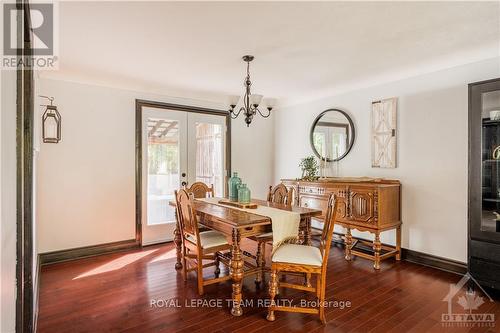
272,244,323,266
187,230,228,249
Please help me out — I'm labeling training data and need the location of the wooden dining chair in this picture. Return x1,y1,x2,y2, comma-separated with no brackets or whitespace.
266,194,340,324
185,182,215,231
266,183,293,205
186,181,215,198
174,189,231,295
251,183,294,285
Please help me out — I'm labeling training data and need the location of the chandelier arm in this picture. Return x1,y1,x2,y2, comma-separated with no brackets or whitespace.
230,106,244,119
256,107,271,118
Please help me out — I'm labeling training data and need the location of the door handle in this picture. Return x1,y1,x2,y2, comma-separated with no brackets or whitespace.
181,181,187,187
181,172,186,177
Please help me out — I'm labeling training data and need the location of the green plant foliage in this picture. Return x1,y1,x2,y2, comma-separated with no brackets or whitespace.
299,156,319,181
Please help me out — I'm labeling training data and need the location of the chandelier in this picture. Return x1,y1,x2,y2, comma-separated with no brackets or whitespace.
228,55,275,127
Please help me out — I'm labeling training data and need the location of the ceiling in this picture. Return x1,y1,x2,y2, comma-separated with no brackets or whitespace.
42,1,500,107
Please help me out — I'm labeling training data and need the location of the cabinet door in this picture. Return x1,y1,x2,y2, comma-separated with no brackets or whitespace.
349,187,376,223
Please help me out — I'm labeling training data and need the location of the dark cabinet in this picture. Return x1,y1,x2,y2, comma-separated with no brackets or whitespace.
469,78,500,289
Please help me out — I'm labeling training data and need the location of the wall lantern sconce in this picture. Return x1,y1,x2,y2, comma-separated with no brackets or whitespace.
40,95,61,143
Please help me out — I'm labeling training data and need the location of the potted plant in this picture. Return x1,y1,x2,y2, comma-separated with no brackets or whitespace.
299,156,319,181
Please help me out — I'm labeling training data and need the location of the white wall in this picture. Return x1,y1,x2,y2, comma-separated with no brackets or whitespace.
275,58,500,263
1,69,17,333
37,78,274,253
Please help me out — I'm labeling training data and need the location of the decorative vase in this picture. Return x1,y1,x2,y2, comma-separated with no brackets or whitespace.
237,184,251,204
228,172,242,202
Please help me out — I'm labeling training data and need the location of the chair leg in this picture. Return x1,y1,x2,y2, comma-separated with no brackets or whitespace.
316,274,321,299
182,248,188,282
255,241,265,285
214,252,220,278
197,254,204,296
304,273,312,287
319,276,326,324
267,268,278,321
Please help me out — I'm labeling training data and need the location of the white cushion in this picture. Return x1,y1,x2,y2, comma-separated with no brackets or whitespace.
186,230,228,249
272,244,323,266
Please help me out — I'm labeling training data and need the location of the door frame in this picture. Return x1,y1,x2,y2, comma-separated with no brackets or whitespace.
135,99,231,245
16,1,36,332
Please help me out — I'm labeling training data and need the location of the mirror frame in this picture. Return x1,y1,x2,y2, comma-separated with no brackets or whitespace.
310,108,355,162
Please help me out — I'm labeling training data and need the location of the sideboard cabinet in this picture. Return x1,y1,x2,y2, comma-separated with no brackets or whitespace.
282,178,401,269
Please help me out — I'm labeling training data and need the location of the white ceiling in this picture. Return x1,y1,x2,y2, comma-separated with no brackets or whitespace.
42,1,500,106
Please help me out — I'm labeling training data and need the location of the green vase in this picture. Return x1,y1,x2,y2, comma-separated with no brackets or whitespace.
238,184,251,204
228,172,242,202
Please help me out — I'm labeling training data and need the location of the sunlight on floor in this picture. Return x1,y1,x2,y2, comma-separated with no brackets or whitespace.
73,249,158,280
149,248,177,263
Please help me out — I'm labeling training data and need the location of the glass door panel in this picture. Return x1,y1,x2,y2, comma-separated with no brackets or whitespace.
188,113,226,197
142,107,187,245
481,90,500,232
147,118,179,225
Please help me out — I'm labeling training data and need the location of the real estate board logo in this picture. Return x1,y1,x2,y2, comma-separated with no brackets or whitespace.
442,273,495,328
2,2,58,69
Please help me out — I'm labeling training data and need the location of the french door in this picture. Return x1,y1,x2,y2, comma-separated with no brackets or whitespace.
140,105,228,245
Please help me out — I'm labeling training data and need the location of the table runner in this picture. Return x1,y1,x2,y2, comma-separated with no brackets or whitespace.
198,197,300,254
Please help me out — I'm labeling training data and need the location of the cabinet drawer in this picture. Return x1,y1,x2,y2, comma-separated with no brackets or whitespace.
299,186,325,195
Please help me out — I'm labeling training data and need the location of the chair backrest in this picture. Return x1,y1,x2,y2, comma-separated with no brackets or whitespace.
267,183,293,205
288,185,299,206
320,194,342,268
175,189,200,244
187,182,214,199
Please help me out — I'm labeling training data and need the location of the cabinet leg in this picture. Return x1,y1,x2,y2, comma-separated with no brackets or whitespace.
345,227,352,261
396,225,401,261
373,232,381,270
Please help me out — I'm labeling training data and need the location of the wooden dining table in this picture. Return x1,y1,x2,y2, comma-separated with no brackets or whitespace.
170,198,322,316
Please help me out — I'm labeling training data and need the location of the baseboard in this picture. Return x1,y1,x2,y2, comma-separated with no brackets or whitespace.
401,248,467,275
141,238,174,246
39,239,140,265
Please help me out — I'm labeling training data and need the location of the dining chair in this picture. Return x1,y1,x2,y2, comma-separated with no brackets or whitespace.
266,183,293,204
266,193,340,324
186,181,215,198
174,189,231,295
250,183,294,285
185,181,214,231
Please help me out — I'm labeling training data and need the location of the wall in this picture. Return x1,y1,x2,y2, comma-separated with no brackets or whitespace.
274,57,500,263
37,78,274,253
1,69,17,333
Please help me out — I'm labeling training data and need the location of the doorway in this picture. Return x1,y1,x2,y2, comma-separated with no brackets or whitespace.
136,100,230,245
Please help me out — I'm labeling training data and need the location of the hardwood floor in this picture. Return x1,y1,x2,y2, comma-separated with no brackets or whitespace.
37,241,500,332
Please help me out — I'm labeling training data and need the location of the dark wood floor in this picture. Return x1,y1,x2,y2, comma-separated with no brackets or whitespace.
38,241,500,333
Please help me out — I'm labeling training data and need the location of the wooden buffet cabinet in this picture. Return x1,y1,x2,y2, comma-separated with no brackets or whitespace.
282,177,401,269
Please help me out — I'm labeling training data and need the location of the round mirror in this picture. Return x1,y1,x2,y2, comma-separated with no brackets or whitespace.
310,109,355,162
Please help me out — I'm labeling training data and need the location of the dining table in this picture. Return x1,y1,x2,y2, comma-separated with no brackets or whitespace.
169,197,322,316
